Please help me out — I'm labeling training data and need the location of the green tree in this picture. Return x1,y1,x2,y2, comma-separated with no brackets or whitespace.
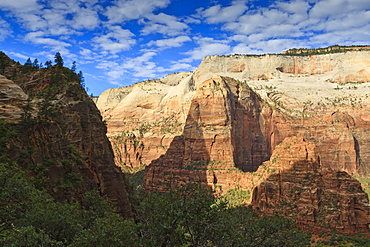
32,59,39,68
45,60,52,67
54,52,64,67
137,183,312,247
71,61,76,72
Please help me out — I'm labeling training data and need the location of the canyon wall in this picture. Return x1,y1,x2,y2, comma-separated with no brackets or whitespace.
0,54,132,217
96,50,370,230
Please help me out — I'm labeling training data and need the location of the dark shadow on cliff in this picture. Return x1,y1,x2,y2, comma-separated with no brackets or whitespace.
226,81,271,172
144,76,276,191
251,156,370,234
144,96,211,192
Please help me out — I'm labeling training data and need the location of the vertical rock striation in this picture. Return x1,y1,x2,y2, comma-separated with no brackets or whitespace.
252,136,370,233
0,53,132,217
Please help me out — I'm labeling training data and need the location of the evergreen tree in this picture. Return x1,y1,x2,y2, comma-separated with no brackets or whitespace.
22,58,33,73
78,70,85,89
44,60,52,67
24,58,32,67
71,61,76,72
54,52,63,67
32,59,39,68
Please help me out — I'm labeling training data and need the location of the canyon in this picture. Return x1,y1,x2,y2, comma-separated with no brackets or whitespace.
96,49,370,232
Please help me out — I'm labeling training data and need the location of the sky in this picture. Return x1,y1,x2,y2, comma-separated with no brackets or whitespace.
0,0,369,96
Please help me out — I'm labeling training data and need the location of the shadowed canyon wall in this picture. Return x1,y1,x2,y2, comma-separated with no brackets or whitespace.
96,50,370,231
0,53,132,217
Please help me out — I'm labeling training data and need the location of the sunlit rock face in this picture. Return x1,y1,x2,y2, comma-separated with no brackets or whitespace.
97,51,370,176
96,50,370,230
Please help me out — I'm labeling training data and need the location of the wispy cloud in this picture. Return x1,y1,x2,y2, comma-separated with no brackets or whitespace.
147,35,192,49
196,0,249,23
139,13,190,36
105,0,170,23
92,25,136,54
0,17,11,41
25,31,72,52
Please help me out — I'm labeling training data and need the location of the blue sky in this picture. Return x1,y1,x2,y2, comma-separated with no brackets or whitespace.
0,0,369,96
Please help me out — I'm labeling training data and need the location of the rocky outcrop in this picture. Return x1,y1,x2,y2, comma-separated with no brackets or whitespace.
194,51,370,84
252,136,370,233
95,49,370,230
283,45,370,55
96,72,195,169
145,76,281,192
97,50,370,177
0,54,132,217
0,75,28,121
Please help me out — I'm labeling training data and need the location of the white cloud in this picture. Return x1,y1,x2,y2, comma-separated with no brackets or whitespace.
0,0,40,12
183,38,231,62
249,38,308,54
158,62,195,73
93,26,136,54
197,0,249,23
0,18,11,41
25,31,72,50
147,36,191,49
231,43,263,54
8,52,30,60
105,0,170,23
140,13,189,36
309,0,370,19
68,6,100,30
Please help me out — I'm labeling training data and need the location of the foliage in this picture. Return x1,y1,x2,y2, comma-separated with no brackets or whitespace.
54,52,64,67
0,163,139,246
137,183,311,247
222,185,251,207
317,232,370,246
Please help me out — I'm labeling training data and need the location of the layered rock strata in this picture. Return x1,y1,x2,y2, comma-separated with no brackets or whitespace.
252,136,370,233
95,50,370,229
144,76,273,192
0,56,132,217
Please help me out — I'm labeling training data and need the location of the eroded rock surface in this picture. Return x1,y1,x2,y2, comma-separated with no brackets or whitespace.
95,50,370,229
0,54,132,217
252,136,370,233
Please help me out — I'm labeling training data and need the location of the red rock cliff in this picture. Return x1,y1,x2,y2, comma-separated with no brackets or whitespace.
0,53,132,217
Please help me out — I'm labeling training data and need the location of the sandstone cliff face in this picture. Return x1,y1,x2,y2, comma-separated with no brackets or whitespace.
194,51,370,84
96,50,370,230
252,136,370,233
96,72,195,169
98,51,370,176
144,76,272,192
0,55,132,217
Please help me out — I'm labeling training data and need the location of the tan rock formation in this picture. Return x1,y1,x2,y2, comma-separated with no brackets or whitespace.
97,51,370,177
194,51,370,85
95,50,370,229
0,75,28,121
252,136,370,233
97,72,195,168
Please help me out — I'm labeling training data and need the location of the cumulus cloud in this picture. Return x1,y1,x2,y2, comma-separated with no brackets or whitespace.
147,36,192,49
194,0,370,55
0,0,40,12
92,26,136,54
0,18,11,41
25,31,71,50
139,13,190,36
105,0,170,23
197,0,249,23
183,38,231,62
